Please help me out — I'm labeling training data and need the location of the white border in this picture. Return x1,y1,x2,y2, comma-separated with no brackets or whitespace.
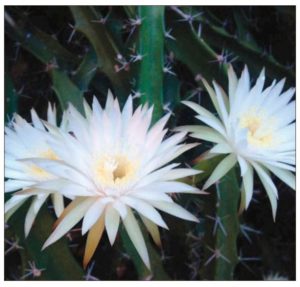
1,1,298,286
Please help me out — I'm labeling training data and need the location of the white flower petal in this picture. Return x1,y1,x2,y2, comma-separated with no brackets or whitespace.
5,194,29,213
30,109,45,130
228,64,238,104
112,200,128,219
204,154,237,189
263,164,295,190
132,190,173,203
47,103,57,126
161,168,201,181
149,201,199,222
140,215,162,247
253,166,278,220
201,78,222,116
138,181,201,194
212,81,229,122
42,198,94,249
121,196,168,229
196,115,226,137
83,98,92,119
252,162,278,199
5,179,35,192
123,207,150,269
25,194,48,237
188,126,226,143
82,198,107,235
105,205,120,245
237,155,248,176
51,193,65,217
242,163,254,209
210,142,232,154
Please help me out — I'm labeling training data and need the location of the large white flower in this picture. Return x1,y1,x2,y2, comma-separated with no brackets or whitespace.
5,104,67,236
28,92,203,269
180,66,295,219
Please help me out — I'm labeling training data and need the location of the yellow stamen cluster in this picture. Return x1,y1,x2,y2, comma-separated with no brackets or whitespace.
240,113,274,148
95,154,139,187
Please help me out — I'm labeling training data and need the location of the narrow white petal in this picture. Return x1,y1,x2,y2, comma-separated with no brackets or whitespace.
161,168,201,181
188,126,226,143
105,89,114,110
112,200,128,219
5,194,29,213
122,95,133,126
136,163,179,188
210,142,232,154
5,179,35,193
51,193,65,217
252,162,278,220
196,115,226,137
204,154,237,189
121,196,168,229
42,198,94,249
213,81,229,122
132,191,173,203
264,164,295,190
157,131,187,154
82,198,106,235
5,197,28,222
228,64,238,104
201,78,222,116
242,163,254,209
5,168,37,181
149,201,199,222
83,98,92,119
140,215,162,247
105,205,120,245
237,155,248,176
30,109,45,130
139,181,201,194
47,103,57,126
25,194,48,237
182,101,217,120
123,207,150,269
251,162,278,198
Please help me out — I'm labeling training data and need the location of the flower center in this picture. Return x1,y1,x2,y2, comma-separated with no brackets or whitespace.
95,154,138,188
239,113,274,148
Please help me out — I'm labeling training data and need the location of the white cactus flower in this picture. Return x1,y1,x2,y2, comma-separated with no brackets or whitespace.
5,104,67,236
180,66,295,219
28,92,204,269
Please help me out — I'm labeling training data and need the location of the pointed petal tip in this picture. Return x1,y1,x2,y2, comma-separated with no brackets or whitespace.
202,181,211,190
272,211,277,222
24,227,30,238
191,215,200,223
41,241,49,251
198,189,210,195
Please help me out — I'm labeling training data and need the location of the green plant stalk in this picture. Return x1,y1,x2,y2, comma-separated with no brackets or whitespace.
119,7,170,278
213,168,240,279
200,168,240,280
165,10,228,87
8,202,84,280
199,19,295,84
72,48,98,92
70,6,131,99
5,10,78,70
5,73,18,120
51,69,84,114
138,6,165,122
120,224,170,280
5,11,88,114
